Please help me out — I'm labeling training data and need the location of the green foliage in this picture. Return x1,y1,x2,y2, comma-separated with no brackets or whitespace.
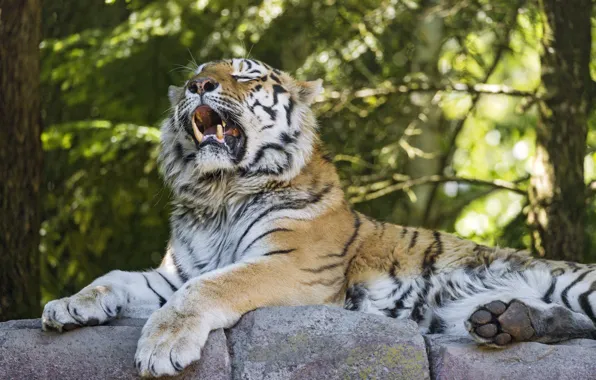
41,121,168,302
40,0,596,303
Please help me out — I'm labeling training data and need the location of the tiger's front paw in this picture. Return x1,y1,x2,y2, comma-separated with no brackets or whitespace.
41,285,124,332
134,306,210,377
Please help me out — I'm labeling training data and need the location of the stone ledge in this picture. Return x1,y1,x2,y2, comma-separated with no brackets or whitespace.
425,334,596,380
1,306,594,379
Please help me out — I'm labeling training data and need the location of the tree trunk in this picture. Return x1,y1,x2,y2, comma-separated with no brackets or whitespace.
528,0,592,261
0,0,42,321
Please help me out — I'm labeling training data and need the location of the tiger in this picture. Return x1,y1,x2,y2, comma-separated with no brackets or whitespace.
41,58,596,378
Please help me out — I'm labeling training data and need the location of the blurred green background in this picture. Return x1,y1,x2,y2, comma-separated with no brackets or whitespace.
39,0,596,305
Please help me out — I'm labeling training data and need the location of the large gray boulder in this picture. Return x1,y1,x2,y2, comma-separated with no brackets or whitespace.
228,306,429,380
425,334,596,380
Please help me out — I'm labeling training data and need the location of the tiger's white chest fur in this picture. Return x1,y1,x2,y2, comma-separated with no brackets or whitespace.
167,183,331,279
169,199,267,277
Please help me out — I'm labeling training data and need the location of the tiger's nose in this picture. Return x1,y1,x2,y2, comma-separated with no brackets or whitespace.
188,77,219,94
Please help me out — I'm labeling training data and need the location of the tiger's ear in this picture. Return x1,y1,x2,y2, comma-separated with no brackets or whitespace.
296,79,323,105
168,85,184,107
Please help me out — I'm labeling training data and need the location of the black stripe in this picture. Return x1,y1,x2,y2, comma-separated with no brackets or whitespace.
259,124,275,131
433,231,443,257
170,351,183,372
264,248,296,256
270,72,281,83
551,268,565,277
285,98,294,127
384,284,414,318
325,210,361,258
422,231,443,274
249,99,277,120
345,284,368,311
411,280,430,323
566,261,583,273
301,261,344,273
175,142,184,161
473,244,486,267
193,261,207,272
171,251,189,283
472,244,481,255
280,131,297,145
561,270,593,309
242,164,290,177
301,277,344,287
155,271,178,292
433,290,444,308
473,244,494,267
387,279,402,298
176,231,201,276
143,274,167,307
344,255,358,278
542,277,557,303
272,84,287,99
250,143,285,167
428,316,446,334
389,261,401,280
400,227,408,238
578,280,596,322
241,228,292,256
393,284,414,308
408,231,419,250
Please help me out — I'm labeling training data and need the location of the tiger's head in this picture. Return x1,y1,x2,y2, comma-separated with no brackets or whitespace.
161,59,322,190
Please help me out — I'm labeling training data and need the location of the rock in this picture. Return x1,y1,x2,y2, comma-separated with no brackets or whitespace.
0,318,230,380
228,306,430,380
0,318,42,330
425,334,596,380
3,307,595,380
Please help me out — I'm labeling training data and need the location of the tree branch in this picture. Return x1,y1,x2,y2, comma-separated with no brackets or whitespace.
421,1,524,226
348,175,527,204
321,82,534,101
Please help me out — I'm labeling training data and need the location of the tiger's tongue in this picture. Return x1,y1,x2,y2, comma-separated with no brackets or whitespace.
204,126,218,135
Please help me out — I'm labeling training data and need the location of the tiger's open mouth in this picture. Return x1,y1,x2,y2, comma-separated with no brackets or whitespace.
190,105,245,159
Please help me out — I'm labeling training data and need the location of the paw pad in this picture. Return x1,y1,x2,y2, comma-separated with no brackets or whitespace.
468,300,535,346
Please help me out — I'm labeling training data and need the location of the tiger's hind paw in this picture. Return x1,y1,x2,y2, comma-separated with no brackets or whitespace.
466,300,535,347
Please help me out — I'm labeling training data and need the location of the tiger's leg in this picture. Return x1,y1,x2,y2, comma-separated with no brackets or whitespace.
42,253,184,332
434,268,596,346
134,254,335,377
